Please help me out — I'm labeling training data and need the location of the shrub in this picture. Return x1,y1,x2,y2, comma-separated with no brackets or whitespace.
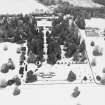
1,63,9,73
26,75,37,83
16,48,21,54
100,77,105,85
47,39,61,65
47,53,58,65
14,77,21,86
91,58,96,66
13,87,21,96
67,71,76,82
26,70,37,83
80,54,87,63
96,75,101,81
93,46,103,56
72,90,80,98
72,87,80,98
102,68,105,73
79,40,86,52
0,79,7,88
27,51,37,63
75,17,86,29
7,79,15,86
83,76,87,81
21,47,26,52
65,43,77,58
90,41,95,46
3,45,8,51
7,58,15,70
